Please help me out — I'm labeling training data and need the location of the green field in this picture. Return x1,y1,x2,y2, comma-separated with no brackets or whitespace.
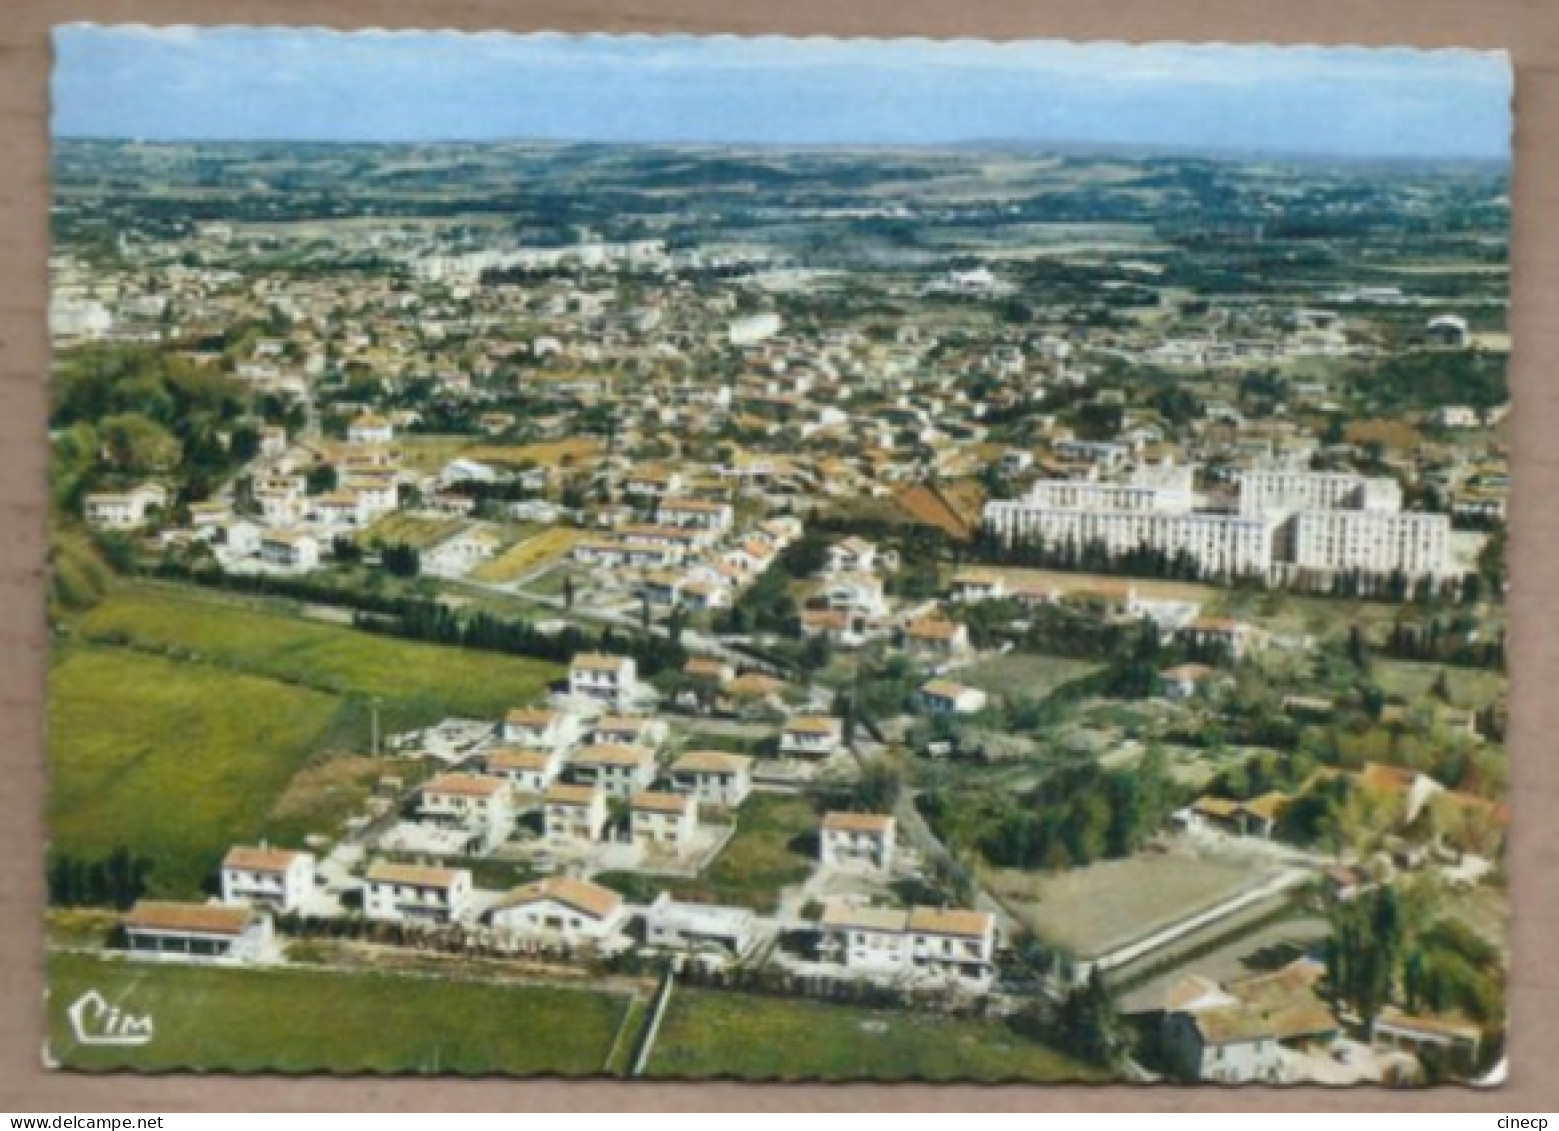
1372,660,1508,710
71,584,562,730
48,953,632,1075
597,792,816,913
50,583,563,896
48,645,342,897
958,652,1103,700
648,988,1103,1081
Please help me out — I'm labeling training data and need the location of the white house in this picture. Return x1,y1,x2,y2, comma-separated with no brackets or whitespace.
486,877,627,947
904,616,971,659
501,707,583,752
819,812,896,871
220,845,316,913
656,497,735,534
259,529,320,573
423,526,501,578
568,653,640,707
543,783,608,844
670,751,753,808
591,715,668,749
645,891,755,956
568,743,657,799
485,746,564,794
363,861,473,924
918,679,988,715
817,900,996,989
824,536,877,576
347,413,394,445
630,790,698,853
780,715,844,759
83,482,168,530
419,772,514,852
122,900,276,964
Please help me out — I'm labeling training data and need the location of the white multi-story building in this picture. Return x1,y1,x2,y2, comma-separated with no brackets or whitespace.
983,500,1275,578
419,773,515,852
818,901,997,989
543,783,608,844
1288,509,1452,579
567,743,657,799
220,846,316,913
1237,470,1401,518
1016,480,1193,514
568,654,639,707
819,812,896,871
670,751,753,808
363,862,473,924
630,790,699,853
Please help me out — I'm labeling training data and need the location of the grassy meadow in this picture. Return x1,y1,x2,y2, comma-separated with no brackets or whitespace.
648,988,1103,1081
48,952,632,1075
49,582,562,896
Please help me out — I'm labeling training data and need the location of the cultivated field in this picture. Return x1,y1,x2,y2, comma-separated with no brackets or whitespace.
48,953,633,1075
48,644,340,897
470,528,584,583
647,988,1102,1081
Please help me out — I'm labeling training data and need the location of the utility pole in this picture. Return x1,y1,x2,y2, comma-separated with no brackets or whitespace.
370,696,381,756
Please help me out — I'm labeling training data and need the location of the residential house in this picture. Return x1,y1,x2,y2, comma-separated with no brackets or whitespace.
645,891,755,956
592,715,667,749
780,715,844,759
485,746,563,794
259,529,320,573
363,861,473,925
543,783,608,844
630,790,699,853
820,812,895,871
1160,662,1216,701
568,653,639,707
122,900,276,964
918,679,988,715
486,877,627,947
501,707,583,752
419,772,514,852
220,845,316,913
83,482,168,530
568,744,657,799
347,413,394,444
904,616,971,660
670,751,753,807
825,536,877,575
817,900,997,989
1161,959,1339,1084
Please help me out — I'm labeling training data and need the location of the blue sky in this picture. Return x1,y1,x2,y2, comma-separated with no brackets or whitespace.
52,26,1512,160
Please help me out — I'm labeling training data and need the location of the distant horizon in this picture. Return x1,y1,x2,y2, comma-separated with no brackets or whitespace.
52,134,1512,168
52,27,1512,162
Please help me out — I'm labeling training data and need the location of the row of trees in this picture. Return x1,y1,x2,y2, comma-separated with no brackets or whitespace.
46,847,152,909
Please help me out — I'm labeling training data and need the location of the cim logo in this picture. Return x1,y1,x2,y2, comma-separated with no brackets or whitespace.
66,989,155,1047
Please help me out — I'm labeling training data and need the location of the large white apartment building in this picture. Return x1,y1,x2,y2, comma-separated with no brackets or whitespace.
984,469,1453,581
1236,470,1401,518
1288,510,1452,579
983,497,1274,578
1017,480,1193,514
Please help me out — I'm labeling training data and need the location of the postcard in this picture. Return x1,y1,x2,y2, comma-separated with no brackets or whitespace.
44,26,1511,1085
